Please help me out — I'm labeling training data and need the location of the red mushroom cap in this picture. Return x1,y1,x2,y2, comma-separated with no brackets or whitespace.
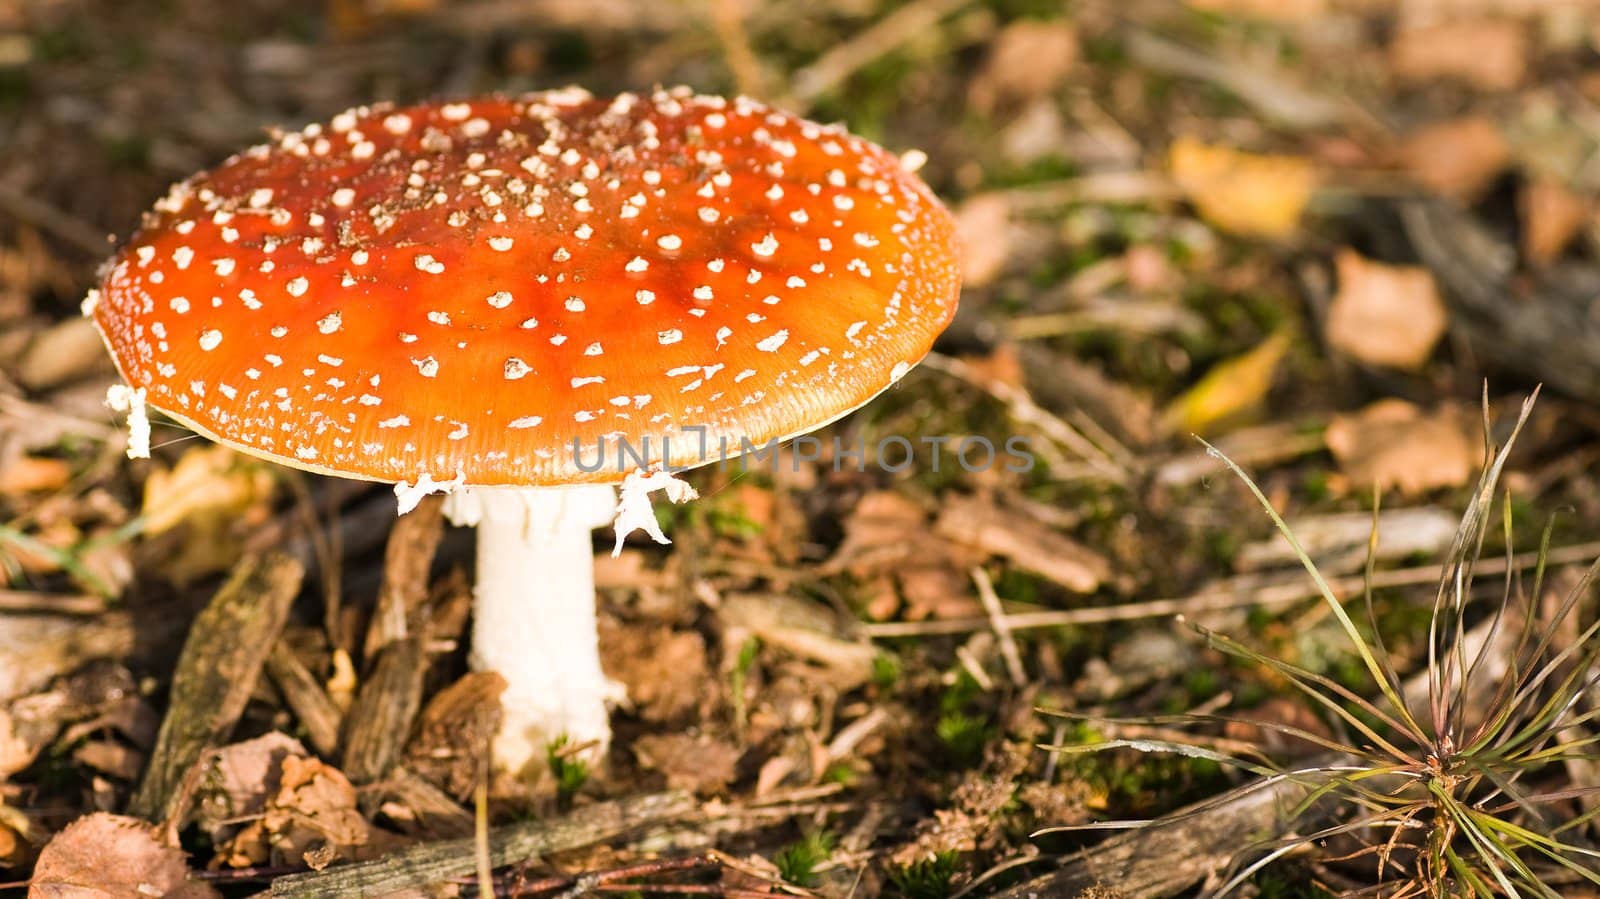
90,87,960,485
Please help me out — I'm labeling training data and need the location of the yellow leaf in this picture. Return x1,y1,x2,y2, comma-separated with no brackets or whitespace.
141,445,277,584
1169,137,1316,238
1161,330,1292,436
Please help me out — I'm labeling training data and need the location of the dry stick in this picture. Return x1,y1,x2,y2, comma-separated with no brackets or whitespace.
363,493,446,659
127,553,305,823
788,0,973,105
340,635,426,784
919,353,1128,484
861,540,1600,638
972,566,1026,687
267,790,696,897
264,641,342,757
0,182,110,255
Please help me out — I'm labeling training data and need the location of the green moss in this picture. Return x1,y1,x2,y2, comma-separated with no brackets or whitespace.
886,851,962,899
774,830,835,888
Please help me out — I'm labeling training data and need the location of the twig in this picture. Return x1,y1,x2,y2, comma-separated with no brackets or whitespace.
127,553,305,823
267,791,696,896
973,567,1025,687
265,641,343,758
0,182,110,255
340,635,426,784
0,590,107,614
860,540,1600,638
788,0,973,105
919,353,1128,484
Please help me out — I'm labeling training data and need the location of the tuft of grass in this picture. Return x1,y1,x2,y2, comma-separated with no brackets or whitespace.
545,736,590,801
886,851,962,899
936,670,995,766
773,830,835,888
1043,393,1600,896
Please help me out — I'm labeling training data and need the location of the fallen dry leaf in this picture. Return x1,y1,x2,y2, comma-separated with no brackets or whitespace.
1390,19,1527,92
1325,248,1449,371
1324,400,1484,495
1169,137,1316,239
194,732,309,844
1519,176,1589,265
1400,116,1509,200
632,732,741,794
0,456,71,495
954,194,1013,287
968,19,1078,114
219,755,370,870
1161,330,1292,436
1185,0,1328,19
405,672,504,801
600,623,708,724
933,492,1108,593
29,813,219,899
141,444,277,583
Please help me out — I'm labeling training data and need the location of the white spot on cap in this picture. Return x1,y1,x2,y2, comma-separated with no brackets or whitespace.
504,357,531,380
318,312,341,333
626,256,649,273
488,290,513,308
571,376,604,388
751,233,779,257
379,415,410,428
414,253,445,274
657,234,682,251
565,296,586,312
213,258,235,276
693,285,713,301
249,188,274,208
413,356,440,377
199,329,222,351
636,289,655,305
756,330,788,352
332,188,356,207
286,277,309,297
173,246,194,270
659,329,683,345
509,416,542,428
891,360,911,381
489,236,514,252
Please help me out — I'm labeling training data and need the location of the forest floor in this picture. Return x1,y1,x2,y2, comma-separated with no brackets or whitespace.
4,0,1600,896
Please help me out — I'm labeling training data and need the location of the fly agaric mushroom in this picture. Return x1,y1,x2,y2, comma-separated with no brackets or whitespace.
86,87,960,776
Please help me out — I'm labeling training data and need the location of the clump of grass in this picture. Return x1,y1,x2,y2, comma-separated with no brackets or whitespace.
545,735,590,801
774,830,835,888
1046,394,1600,896
886,851,962,899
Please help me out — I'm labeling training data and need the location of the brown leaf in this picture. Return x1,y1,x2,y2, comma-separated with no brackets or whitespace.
1390,20,1527,92
0,456,70,496
219,756,370,869
633,733,741,795
933,493,1108,593
1325,249,1448,371
1520,177,1590,265
30,813,219,899
1325,400,1485,496
954,194,1013,288
1184,0,1328,19
404,672,504,801
1400,116,1509,201
194,732,309,843
968,20,1078,114
600,624,709,724
1170,138,1316,239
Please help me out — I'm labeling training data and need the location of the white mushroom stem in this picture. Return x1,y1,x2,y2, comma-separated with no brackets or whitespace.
442,484,620,777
